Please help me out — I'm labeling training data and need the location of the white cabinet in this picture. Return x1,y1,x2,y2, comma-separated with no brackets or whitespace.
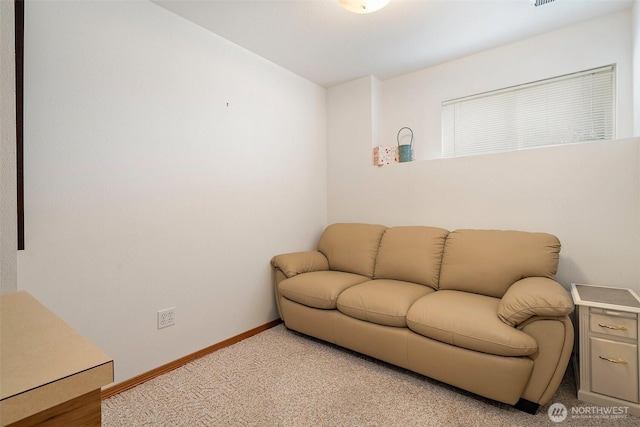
571,283,640,416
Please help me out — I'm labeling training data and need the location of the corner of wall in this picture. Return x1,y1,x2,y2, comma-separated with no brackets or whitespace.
0,0,18,295
371,76,382,148
633,0,640,136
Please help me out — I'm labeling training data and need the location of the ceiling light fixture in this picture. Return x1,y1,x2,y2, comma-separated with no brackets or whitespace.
339,0,390,14
530,0,556,6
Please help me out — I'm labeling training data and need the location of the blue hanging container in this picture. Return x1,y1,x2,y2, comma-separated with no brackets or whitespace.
397,127,413,163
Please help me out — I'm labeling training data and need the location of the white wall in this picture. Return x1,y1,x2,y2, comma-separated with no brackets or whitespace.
19,0,327,384
380,10,634,160
327,76,376,218
0,0,17,295
327,11,640,293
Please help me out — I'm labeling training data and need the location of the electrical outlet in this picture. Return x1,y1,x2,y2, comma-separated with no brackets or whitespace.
157,307,175,329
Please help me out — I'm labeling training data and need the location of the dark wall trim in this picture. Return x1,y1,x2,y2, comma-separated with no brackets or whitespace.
15,0,24,250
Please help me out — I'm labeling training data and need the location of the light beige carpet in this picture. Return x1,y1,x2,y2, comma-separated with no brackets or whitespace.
103,324,638,426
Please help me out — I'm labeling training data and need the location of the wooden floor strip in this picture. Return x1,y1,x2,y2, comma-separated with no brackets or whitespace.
101,319,283,399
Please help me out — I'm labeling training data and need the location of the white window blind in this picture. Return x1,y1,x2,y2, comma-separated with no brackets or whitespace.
441,65,616,158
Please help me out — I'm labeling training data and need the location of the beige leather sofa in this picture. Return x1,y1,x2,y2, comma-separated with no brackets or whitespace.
271,223,574,414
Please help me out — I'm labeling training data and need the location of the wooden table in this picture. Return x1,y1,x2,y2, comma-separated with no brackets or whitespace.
0,291,113,426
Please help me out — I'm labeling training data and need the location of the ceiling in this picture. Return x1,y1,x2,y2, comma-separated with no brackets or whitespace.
153,0,635,88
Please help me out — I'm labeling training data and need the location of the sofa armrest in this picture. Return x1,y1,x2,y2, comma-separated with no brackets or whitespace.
498,277,574,327
270,251,329,278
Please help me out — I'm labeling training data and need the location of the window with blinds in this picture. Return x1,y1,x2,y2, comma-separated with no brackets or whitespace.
441,65,616,158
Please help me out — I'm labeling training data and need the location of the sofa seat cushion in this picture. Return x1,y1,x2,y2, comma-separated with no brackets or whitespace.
337,280,434,327
406,290,538,357
279,271,369,309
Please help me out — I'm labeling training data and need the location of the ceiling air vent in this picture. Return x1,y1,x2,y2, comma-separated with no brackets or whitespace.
531,0,556,6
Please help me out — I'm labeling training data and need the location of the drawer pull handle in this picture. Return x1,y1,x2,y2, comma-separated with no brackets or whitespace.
597,323,627,331
599,356,628,364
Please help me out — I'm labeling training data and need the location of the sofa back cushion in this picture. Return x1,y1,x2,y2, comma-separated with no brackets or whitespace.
318,223,387,278
438,229,561,298
374,226,449,289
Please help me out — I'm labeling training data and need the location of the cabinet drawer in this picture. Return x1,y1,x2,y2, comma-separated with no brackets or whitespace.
591,337,638,403
590,312,637,340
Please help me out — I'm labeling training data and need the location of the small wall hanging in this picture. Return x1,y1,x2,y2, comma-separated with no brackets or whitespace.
373,145,398,166
397,127,413,162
